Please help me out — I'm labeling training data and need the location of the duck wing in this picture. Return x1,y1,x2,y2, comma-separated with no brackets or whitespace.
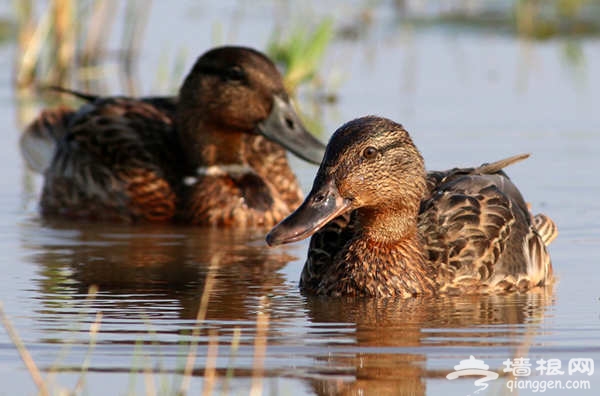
425,153,530,197
46,86,178,116
40,97,180,222
418,172,553,293
426,153,557,248
20,87,178,174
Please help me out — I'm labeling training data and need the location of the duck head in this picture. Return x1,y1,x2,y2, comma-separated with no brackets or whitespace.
177,46,324,166
267,116,427,246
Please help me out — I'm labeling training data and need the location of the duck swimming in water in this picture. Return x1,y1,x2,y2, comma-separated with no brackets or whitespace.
20,46,325,227
267,116,556,297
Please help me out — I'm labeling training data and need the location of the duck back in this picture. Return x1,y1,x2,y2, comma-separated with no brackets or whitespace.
39,98,180,222
419,172,553,294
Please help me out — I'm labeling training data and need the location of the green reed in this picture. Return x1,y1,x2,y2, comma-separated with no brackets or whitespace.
267,18,334,93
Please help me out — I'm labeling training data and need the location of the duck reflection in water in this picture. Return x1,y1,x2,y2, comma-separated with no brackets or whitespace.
302,289,553,396
19,218,554,395
24,219,294,322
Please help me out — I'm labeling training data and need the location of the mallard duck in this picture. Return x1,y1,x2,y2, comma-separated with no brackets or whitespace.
267,116,556,297
20,46,325,226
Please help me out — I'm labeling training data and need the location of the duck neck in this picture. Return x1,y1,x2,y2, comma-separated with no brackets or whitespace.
346,205,437,296
356,206,421,245
177,111,247,170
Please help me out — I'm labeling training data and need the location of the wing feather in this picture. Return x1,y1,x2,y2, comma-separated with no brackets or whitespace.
419,173,552,293
41,98,178,222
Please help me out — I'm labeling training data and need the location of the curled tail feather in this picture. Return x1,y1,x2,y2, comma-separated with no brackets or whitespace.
20,107,75,173
533,213,558,246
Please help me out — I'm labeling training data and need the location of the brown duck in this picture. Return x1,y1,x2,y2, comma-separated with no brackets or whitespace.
267,116,556,297
20,46,325,227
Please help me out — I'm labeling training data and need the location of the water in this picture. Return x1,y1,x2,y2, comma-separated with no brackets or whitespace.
1,2,599,395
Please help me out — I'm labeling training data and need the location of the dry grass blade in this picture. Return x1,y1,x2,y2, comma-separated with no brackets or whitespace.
48,0,76,85
16,2,53,87
119,0,152,95
0,302,49,396
179,253,222,395
249,296,270,396
202,329,220,396
80,0,117,66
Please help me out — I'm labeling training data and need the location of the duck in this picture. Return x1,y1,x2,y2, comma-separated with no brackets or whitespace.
266,116,556,297
20,46,325,227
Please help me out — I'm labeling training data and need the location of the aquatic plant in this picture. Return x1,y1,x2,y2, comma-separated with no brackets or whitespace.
398,0,600,39
13,0,150,91
267,18,334,93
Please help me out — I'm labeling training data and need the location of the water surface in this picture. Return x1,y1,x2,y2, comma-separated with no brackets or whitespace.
0,2,599,395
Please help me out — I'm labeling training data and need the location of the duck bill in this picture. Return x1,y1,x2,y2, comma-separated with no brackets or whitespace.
266,179,351,246
256,95,325,165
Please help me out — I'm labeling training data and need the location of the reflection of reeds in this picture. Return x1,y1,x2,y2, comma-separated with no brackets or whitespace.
221,327,241,396
180,253,221,395
47,285,100,393
202,329,219,396
250,296,270,396
72,310,103,394
0,251,274,395
0,285,101,396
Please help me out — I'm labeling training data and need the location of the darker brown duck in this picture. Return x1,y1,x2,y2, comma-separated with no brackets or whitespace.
267,116,556,297
20,46,325,226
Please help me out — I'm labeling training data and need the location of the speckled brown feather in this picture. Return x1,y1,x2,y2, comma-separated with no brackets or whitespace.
287,117,555,297
418,174,552,294
40,98,178,222
178,126,303,227
532,213,558,245
24,106,75,142
180,136,302,227
244,135,303,208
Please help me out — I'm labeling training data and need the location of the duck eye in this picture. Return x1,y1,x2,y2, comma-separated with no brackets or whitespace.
362,146,378,160
313,193,327,204
224,66,245,82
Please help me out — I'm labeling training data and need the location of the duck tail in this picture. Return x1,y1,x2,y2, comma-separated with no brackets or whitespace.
533,213,558,246
20,107,75,173
45,86,99,102
476,153,530,174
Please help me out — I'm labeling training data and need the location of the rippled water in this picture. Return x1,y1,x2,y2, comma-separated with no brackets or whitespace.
1,2,599,395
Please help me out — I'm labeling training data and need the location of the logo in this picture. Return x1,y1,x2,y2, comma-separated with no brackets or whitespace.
447,356,594,394
446,355,499,394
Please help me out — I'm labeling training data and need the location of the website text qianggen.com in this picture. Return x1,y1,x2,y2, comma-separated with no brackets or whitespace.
507,378,591,393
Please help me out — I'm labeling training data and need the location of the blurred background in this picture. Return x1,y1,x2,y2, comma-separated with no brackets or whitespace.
0,1,599,395
6,0,600,138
